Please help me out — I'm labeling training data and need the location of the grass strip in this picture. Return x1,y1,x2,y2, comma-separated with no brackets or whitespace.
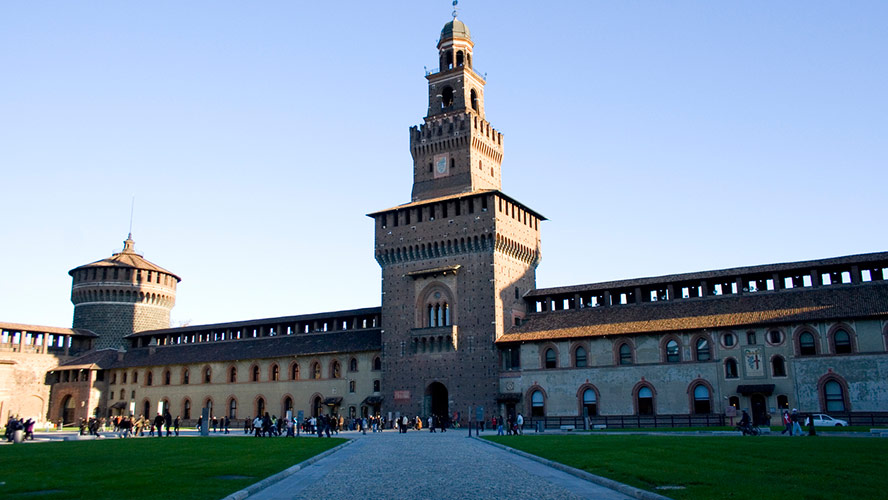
0,436,342,500
485,434,887,500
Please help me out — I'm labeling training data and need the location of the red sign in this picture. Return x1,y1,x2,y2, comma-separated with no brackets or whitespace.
394,390,410,401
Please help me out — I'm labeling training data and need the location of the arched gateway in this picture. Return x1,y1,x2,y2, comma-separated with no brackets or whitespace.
425,382,449,418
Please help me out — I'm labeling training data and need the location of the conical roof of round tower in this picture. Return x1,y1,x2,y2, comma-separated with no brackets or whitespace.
68,234,181,281
441,18,470,41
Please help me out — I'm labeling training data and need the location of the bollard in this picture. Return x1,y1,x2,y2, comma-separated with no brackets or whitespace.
13,429,24,443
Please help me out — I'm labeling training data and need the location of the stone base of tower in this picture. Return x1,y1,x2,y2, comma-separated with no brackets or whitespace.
73,303,170,350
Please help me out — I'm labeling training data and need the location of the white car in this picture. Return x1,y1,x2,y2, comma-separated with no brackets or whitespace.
811,413,848,427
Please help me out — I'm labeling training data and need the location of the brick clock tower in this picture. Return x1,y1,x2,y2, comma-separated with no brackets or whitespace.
370,14,544,421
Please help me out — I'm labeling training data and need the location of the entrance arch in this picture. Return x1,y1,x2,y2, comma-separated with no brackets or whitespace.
60,395,75,425
751,394,767,426
424,382,449,418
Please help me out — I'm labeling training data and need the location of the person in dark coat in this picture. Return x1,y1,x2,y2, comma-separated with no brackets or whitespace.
153,413,165,437
164,411,173,437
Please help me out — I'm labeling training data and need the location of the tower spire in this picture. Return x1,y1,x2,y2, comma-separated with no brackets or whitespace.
452,0,459,20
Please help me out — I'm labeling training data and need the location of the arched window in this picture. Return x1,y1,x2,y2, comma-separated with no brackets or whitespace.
799,332,817,356
574,346,587,368
665,339,680,363
349,358,358,372
283,397,293,416
637,386,654,415
772,356,787,377
441,86,454,108
204,398,213,416
330,360,341,379
833,330,852,354
692,385,711,414
823,380,846,412
256,397,265,417
776,395,789,410
146,371,153,386
349,380,356,393
722,332,736,348
229,366,237,383
311,362,321,379
694,338,710,361
728,396,739,409
133,371,139,384
618,343,633,365
373,356,382,371
228,398,237,419
251,365,260,382
373,380,381,392
544,348,557,369
182,369,190,385
290,363,300,380
470,89,479,112
203,367,211,384
163,370,171,385
581,388,597,416
120,389,125,400
725,358,738,379
271,364,280,381
531,390,545,417
456,50,464,67
143,400,150,417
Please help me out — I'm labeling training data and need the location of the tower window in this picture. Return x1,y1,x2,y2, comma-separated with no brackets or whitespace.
456,51,464,67
442,86,454,108
470,89,479,112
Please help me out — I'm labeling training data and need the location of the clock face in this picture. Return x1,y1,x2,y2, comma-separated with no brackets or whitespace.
436,157,448,174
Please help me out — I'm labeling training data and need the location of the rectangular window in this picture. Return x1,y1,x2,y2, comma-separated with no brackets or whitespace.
747,332,757,345
468,198,475,214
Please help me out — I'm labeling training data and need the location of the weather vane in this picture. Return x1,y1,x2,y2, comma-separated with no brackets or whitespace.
452,0,459,20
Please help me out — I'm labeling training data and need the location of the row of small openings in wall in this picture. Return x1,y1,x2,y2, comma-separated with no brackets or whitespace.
474,116,501,144
496,234,536,263
154,318,380,346
533,268,888,312
377,235,494,264
422,116,467,137
473,137,502,164
412,335,454,354
498,197,539,230
74,288,172,307
78,267,174,286
440,49,471,71
0,330,72,349
379,196,488,228
54,368,95,383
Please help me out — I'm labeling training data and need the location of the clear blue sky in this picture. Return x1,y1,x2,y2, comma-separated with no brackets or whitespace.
2,1,886,328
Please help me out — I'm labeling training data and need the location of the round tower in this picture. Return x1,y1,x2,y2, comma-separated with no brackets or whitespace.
69,235,180,350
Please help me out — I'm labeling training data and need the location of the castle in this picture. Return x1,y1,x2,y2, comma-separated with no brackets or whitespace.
3,14,887,428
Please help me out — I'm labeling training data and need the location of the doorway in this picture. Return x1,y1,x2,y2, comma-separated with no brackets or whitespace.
751,394,767,426
425,382,449,418
60,395,74,425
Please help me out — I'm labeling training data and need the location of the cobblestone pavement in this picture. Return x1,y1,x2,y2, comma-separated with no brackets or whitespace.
245,430,633,500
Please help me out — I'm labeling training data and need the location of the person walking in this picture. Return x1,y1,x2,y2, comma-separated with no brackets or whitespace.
174,415,180,436
164,411,173,437
781,411,791,435
516,413,524,435
153,413,165,438
791,409,803,436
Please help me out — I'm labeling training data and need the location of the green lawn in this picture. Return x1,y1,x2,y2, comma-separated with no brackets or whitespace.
0,436,343,499
486,434,888,500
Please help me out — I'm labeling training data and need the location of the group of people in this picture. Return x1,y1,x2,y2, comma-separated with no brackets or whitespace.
781,408,816,436
492,413,524,435
196,415,231,433
737,408,817,436
113,412,180,438
4,416,36,441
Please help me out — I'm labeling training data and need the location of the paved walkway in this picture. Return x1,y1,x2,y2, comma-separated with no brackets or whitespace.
244,430,633,500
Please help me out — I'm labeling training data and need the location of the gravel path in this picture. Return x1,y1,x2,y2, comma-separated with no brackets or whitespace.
245,430,633,500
